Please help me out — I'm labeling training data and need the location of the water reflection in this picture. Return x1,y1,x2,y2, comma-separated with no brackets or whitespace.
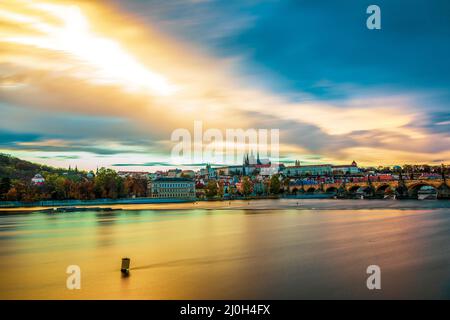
0,200,449,299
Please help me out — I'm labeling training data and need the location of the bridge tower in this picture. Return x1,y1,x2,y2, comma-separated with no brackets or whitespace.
337,176,348,198
396,171,409,198
438,164,450,199
367,175,375,197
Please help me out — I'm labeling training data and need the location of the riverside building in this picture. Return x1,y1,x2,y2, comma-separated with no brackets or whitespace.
148,177,195,199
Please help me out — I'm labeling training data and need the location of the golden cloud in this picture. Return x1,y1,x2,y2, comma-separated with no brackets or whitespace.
1,0,448,166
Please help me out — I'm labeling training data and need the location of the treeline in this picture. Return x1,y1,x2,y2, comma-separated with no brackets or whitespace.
0,167,148,202
0,153,68,181
199,175,284,199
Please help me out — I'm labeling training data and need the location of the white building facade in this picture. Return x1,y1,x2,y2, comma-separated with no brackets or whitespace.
148,177,195,199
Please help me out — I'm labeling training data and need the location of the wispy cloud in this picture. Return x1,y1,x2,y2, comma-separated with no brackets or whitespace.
1,0,449,169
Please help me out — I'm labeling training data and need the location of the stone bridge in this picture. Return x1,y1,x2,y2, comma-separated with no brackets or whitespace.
289,179,450,198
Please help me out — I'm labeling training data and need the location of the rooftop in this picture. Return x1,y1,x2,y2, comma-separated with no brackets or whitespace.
286,164,332,168
153,177,194,182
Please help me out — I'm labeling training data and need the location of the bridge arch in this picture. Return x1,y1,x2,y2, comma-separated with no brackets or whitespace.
325,186,338,193
437,183,449,190
375,184,391,194
408,183,437,197
437,183,450,199
348,185,361,193
306,186,316,193
357,186,372,193
394,185,408,196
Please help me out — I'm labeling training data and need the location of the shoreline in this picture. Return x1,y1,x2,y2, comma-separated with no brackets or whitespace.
0,194,332,210
1,198,449,214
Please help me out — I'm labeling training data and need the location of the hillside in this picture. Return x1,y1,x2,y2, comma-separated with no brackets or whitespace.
0,153,71,181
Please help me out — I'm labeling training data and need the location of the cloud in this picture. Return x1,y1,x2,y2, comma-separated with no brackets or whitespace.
0,0,449,168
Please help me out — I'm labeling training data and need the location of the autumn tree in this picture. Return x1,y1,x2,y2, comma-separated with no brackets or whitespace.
94,168,124,199
206,180,218,199
242,176,252,197
217,180,224,199
0,177,11,200
269,174,281,194
124,176,148,198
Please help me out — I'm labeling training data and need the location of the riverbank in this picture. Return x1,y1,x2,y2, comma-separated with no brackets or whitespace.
0,197,195,209
1,198,450,214
0,194,334,210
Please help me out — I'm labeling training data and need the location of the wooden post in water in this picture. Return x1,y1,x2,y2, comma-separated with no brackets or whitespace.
121,257,130,274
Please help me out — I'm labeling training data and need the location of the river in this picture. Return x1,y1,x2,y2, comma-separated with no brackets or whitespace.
1,199,450,299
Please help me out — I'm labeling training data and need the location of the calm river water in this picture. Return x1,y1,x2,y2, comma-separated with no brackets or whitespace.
1,199,450,299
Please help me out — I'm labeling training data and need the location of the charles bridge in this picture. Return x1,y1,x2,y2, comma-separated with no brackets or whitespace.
288,179,450,198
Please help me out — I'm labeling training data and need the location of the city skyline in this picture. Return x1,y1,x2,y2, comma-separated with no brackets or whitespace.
1,0,450,171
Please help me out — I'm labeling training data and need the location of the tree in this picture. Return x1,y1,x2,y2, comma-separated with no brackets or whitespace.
269,174,281,194
229,185,237,198
76,180,95,200
9,181,29,201
206,180,218,199
124,176,147,198
217,181,224,199
281,177,290,193
242,176,252,197
94,168,123,199
0,177,11,199
44,173,68,199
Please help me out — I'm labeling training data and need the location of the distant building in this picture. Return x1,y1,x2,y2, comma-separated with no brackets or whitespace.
284,164,333,176
219,165,244,176
242,152,272,176
200,164,217,179
332,161,359,175
148,177,195,199
167,169,182,178
257,164,278,176
181,170,195,178
31,173,45,185
148,171,163,180
117,171,149,179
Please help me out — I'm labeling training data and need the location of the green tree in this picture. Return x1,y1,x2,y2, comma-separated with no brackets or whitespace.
206,180,218,198
0,177,12,199
269,174,281,194
281,177,290,193
44,173,68,199
217,181,224,199
94,168,124,199
242,176,252,197
228,185,237,199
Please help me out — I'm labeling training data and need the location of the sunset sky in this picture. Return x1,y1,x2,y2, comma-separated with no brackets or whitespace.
1,0,449,170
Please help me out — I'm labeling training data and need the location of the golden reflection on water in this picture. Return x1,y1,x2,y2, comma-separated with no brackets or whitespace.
1,200,450,299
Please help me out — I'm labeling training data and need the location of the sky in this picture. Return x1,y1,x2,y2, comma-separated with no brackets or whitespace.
0,0,449,171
